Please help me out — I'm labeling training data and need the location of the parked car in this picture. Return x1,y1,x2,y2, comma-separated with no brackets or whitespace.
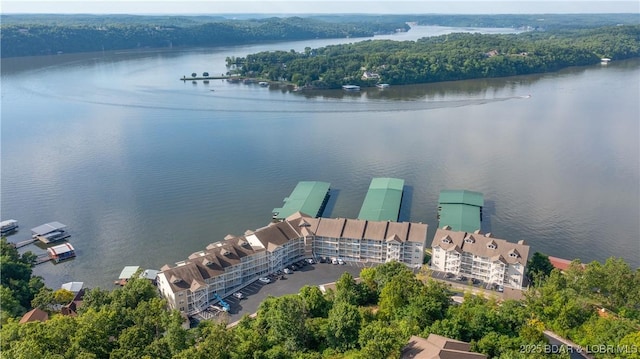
471,278,481,285
258,277,271,284
290,264,298,271
318,257,326,263
233,292,244,299
445,272,454,279
306,258,315,264
337,258,345,265
331,258,338,265
456,275,466,281
496,285,504,292
283,268,293,274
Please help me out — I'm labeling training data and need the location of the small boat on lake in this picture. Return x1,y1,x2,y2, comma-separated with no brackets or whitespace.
342,85,360,91
259,81,269,87
376,83,390,89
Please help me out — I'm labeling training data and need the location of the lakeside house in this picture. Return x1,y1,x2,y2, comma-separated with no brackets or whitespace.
157,212,427,315
430,226,530,290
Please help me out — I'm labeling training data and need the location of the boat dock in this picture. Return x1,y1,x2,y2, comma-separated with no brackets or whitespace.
13,238,37,248
31,222,70,244
437,189,484,232
272,181,331,221
357,177,405,222
35,253,52,265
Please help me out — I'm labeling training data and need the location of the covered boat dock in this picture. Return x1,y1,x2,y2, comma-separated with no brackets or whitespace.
31,221,70,244
437,189,484,232
272,181,331,221
47,243,76,263
357,177,405,222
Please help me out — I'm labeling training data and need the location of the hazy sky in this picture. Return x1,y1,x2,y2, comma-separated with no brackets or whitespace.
2,1,639,15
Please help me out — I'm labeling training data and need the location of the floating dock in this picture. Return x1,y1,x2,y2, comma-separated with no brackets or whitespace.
47,243,76,263
31,222,70,244
437,189,484,232
357,178,405,222
272,181,331,221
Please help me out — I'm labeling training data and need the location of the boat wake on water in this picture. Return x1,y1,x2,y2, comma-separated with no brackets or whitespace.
19,82,531,113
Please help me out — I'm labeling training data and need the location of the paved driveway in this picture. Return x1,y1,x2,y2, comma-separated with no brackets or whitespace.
221,262,365,323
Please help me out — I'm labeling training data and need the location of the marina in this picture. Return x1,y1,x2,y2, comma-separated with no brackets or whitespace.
272,181,331,221
437,190,484,233
357,177,405,222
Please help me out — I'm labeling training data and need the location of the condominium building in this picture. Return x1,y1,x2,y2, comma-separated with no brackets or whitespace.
430,226,529,289
157,212,427,315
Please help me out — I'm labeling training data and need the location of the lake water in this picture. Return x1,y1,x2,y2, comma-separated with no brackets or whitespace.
1,26,638,289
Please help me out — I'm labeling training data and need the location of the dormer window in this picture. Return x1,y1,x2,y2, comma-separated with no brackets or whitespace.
170,275,182,284
487,241,497,249
464,236,475,244
441,235,452,244
221,248,231,257
509,249,520,258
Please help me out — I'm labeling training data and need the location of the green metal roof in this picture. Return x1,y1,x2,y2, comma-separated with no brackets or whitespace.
438,203,482,233
272,181,331,220
357,178,405,222
438,189,484,207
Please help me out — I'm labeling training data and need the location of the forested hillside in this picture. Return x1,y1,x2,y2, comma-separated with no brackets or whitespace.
229,25,640,88
2,237,639,359
0,16,408,58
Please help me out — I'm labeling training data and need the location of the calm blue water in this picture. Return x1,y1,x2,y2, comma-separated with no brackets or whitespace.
1,26,638,289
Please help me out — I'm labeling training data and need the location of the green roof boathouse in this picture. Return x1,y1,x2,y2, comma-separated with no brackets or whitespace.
358,177,405,222
437,189,484,232
272,181,331,221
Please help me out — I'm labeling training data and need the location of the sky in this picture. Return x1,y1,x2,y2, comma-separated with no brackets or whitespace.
2,0,639,15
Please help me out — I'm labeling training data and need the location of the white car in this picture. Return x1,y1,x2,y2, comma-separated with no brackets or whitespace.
337,258,345,265
331,258,338,265
258,277,271,284
233,292,244,299
283,268,293,274
306,258,315,264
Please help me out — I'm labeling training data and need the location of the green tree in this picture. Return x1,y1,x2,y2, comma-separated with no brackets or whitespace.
326,301,362,351
357,320,405,359
526,252,554,286
299,285,330,318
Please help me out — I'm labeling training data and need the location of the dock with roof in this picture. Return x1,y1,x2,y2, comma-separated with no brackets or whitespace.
31,221,70,244
437,189,484,232
272,181,331,221
357,177,405,222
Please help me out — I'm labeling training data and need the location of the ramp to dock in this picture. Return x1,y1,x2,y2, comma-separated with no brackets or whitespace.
272,181,331,220
357,178,404,222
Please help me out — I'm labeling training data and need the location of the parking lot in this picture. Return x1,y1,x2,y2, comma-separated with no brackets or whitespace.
207,260,367,324
431,270,505,298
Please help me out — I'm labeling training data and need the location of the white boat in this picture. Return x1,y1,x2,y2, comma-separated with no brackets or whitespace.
0,219,18,235
376,83,390,89
342,85,360,91
258,81,269,87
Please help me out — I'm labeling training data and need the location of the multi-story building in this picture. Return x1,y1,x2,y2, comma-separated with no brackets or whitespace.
430,226,529,289
157,212,427,315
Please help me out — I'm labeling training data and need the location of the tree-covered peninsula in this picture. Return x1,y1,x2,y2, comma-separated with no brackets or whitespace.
228,25,640,89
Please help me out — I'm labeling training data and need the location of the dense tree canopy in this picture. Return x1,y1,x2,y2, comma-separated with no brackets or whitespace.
0,16,407,58
229,25,640,88
1,258,638,358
